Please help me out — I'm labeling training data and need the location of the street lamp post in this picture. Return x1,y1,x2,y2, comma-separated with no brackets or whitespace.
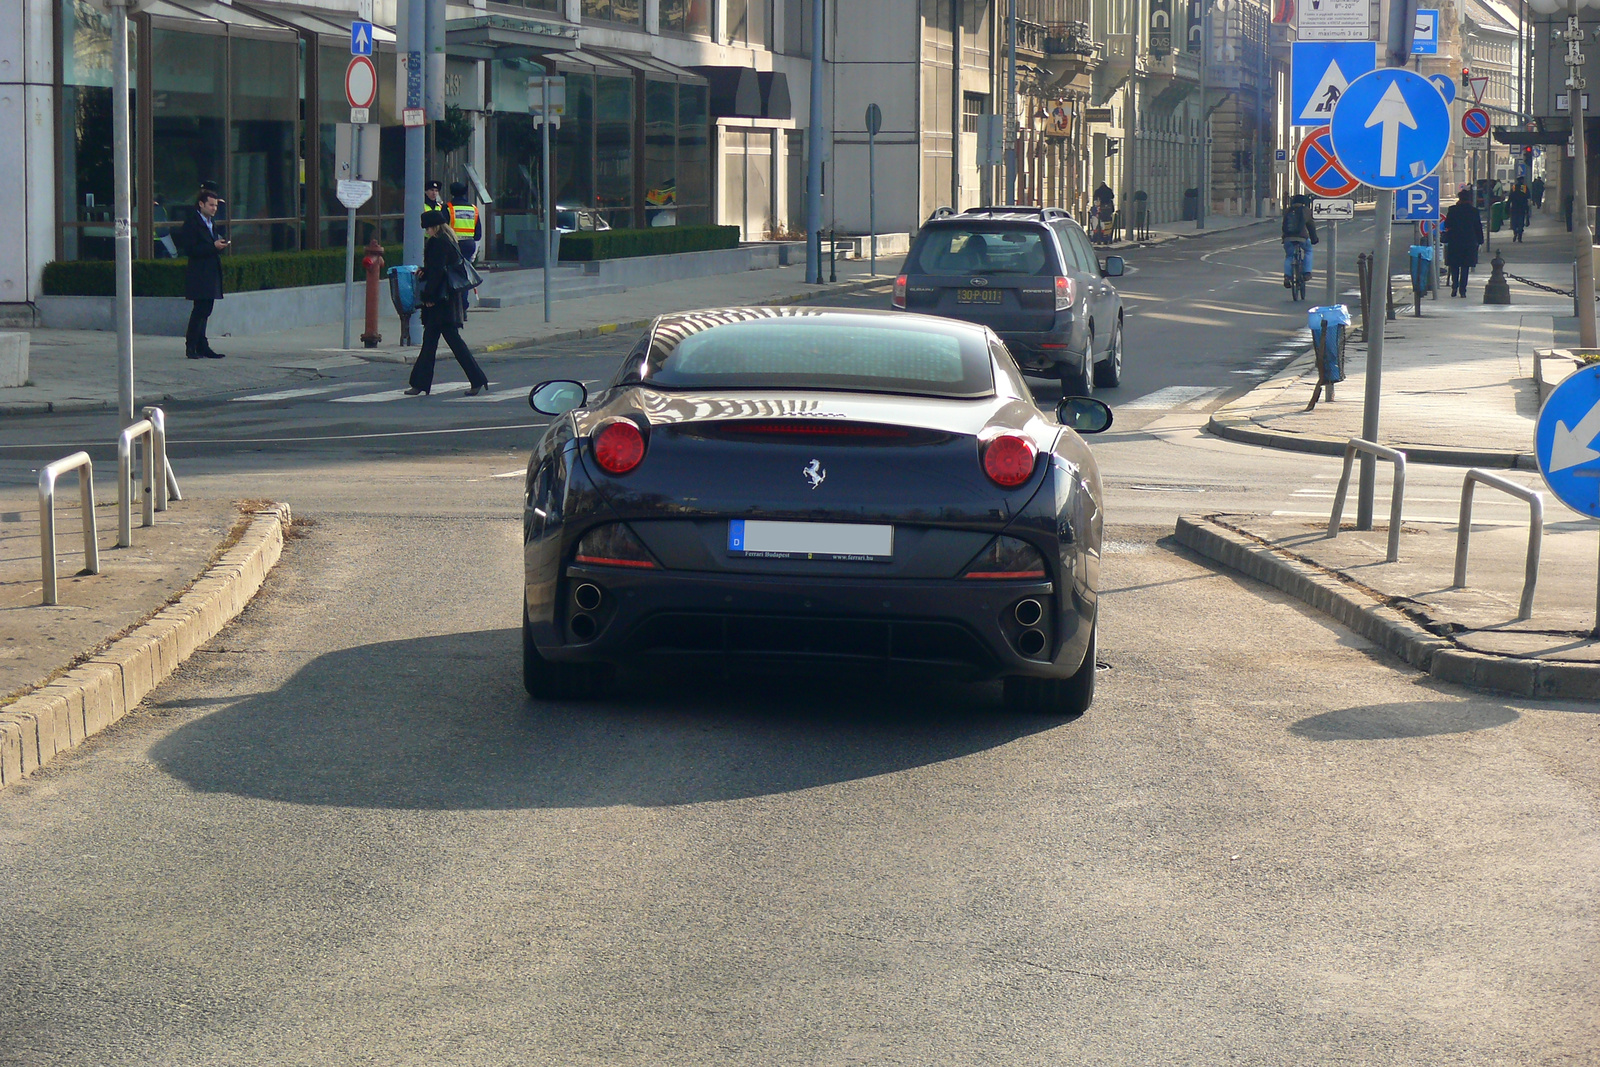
1568,0,1598,346
107,0,135,426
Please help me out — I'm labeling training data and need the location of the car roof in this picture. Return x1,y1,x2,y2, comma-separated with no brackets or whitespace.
651,305,995,343
926,206,1079,226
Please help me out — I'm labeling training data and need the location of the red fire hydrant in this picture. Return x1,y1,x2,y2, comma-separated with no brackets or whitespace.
361,238,385,348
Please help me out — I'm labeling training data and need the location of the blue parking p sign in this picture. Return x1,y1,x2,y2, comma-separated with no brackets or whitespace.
1393,176,1440,221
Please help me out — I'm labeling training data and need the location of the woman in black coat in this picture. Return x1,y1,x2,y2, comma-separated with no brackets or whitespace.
1442,188,1483,298
406,210,489,396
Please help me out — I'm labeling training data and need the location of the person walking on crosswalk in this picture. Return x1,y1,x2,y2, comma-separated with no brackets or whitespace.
405,209,489,397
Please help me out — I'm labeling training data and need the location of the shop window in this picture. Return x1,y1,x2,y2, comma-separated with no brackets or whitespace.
554,73,595,215
582,0,643,25
726,0,771,48
596,75,634,227
660,0,712,35
498,0,561,9
230,34,299,251
150,27,226,252
643,79,677,226
59,0,138,260
677,83,710,225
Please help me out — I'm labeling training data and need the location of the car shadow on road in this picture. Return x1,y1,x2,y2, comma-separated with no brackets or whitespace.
149,628,1072,811
1289,700,1519,741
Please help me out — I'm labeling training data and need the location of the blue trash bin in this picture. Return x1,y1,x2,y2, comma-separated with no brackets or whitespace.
1407,244,1434,295
388,263,420,316
1308,304,1350,384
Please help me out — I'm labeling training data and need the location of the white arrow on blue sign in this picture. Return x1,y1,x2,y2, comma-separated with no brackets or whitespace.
1411,9,1439,54
1536,364,1600,518
1329,68,1452,189
351,20,374,57
1291,42,1377,128
1428,72,1457,105
1392,175,1440,220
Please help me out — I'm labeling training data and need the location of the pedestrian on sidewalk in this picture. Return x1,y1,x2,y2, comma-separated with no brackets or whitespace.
1280,194,1317,288
1532,175,1546,209
1092,182,1115,244
1508,180,1530,242
406,209,489,397
424,179,446,215
1443,187,1483,298
1565,192,1575,232
177,187,228,359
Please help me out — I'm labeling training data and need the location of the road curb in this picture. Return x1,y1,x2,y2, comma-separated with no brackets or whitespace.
0,502,291,790
354,276,890,364
1174,514,1600,701
1205,354,1539,470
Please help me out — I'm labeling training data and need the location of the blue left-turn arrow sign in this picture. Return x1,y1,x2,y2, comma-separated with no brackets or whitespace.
1329,67,1452,189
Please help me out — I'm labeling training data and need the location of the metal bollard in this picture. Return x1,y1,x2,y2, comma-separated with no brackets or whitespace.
39,453,99,606
140,405,175,511
117,419,156,548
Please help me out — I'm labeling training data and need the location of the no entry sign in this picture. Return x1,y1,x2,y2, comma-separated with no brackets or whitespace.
1296,127,1359,198
345,55,378,111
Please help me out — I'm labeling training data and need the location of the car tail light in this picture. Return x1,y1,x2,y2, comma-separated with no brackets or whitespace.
982,434,1037,487
574,523,658,569
593,419,646,474
962,536,1047,580
1055,275,1075,310
893,274,907,308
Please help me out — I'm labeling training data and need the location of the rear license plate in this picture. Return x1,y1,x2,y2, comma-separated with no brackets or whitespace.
728,520,893,562
956,288,1003,304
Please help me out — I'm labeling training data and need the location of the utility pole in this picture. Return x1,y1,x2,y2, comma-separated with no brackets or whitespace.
402,0,425,272
1007,0,1018,203
1567,0,1597,347
806,0,825,283
1197,2,1209,229
107,0,135,426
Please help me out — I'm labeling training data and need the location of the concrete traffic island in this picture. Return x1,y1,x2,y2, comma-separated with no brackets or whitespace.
0,499,293,788
1178,514,1600,701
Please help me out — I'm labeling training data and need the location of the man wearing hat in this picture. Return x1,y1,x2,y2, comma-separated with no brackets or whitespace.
176,185,228,359
447,181,481,262
424,179,447,216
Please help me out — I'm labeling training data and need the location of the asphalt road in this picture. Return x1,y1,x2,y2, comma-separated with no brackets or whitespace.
2,221,1594,1065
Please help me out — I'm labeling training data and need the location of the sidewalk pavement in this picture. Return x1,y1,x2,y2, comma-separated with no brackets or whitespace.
1106,212,1275,250
1188,211,1600,701
1,260,890,415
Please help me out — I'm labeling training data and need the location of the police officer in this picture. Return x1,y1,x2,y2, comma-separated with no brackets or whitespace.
424,179,446,214
448,181,481,262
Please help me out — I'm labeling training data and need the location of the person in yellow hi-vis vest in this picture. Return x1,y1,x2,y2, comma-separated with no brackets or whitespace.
448,181,481,263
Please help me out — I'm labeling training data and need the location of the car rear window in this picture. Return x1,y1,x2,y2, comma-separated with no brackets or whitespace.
633,313,995,398
911,225,1056,276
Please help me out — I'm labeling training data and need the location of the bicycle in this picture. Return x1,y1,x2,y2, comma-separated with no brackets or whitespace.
1287,241,1308,302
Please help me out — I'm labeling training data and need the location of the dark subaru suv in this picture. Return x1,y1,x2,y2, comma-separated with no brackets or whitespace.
893,206,1125,395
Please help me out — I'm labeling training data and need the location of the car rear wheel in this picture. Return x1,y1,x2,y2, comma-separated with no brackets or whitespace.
524,610,613,700
1093,319,1123,389
1002,618,1096,716
1060,329,1094,397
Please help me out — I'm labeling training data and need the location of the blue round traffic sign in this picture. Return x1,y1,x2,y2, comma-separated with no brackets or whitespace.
1535,364,1600,518
1428,73,1457,105
1329,68,1452,190
1462,107,1490,139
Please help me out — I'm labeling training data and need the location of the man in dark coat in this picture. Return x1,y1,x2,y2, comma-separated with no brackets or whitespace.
1443,187,1483,298
1507,180,1531,241
176,187,228,358
1532,175,1546,208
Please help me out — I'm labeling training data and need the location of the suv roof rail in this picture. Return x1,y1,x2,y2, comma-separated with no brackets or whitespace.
926,205,959,220
956,205,1074,222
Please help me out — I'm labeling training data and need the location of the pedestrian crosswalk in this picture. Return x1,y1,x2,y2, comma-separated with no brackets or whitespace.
234,381,506,404
1120,386,1227,410
1271,470,1557,526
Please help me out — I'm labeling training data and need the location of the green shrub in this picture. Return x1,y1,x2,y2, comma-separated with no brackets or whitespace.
558,225,741,262
42,245,405,297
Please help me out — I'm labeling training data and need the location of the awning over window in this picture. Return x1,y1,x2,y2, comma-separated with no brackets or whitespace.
445,14,579,60
690,66,789,119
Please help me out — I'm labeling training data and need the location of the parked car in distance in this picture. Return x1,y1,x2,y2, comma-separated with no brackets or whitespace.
556,207,612,235
522,306,1114,716
894,206,1126,397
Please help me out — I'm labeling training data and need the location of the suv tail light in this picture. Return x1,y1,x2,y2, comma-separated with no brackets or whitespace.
961,535,1047,579
575,523,658,569
1054,275,1075,311
593,419,646,474
893,274,908,309
981,434,1037,487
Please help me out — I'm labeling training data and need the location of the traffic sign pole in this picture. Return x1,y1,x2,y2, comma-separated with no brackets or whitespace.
1567,2,1598,349
1326,221,1338,304
1357,188,1395,531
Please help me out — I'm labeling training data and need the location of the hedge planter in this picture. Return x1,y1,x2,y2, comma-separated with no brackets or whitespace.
42,246,405,298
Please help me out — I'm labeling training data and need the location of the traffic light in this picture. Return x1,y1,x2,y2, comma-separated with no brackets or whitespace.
1107,138,1121,156
1461,66,1471,87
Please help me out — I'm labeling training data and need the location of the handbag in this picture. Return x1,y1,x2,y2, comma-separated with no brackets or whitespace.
444,251,484,293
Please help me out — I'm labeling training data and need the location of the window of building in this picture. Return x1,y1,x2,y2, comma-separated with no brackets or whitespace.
149,27,227,251
59,0,138,261
783,0,815,57
677,83,711,225
554,73,596,215
496,0,561,10
963,92,988,133
660,0,712,35
726,0,771,48
582,0,644,25
595,75,634,227
227,33,300,253
643,79,677,224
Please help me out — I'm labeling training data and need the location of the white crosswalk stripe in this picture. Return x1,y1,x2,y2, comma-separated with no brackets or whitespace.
1121,386,1226,410
231,385,348,403
331,382,472,403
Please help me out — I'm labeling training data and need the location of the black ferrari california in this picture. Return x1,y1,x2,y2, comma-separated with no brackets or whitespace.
523,306,1111,714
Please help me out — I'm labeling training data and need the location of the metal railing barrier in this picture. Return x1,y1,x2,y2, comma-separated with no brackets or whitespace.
118,418,155,547
1327,438,1408,563
141,406,182,509
39,453,99,606
1454,469,1544,620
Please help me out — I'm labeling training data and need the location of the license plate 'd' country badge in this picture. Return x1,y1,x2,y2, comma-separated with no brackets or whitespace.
728,520,893,562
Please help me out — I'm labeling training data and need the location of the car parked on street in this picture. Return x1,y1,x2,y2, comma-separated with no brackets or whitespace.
522,306,1113,715
893,206,1126,396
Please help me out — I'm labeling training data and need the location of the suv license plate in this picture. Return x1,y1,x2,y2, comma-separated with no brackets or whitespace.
956,288,1003,304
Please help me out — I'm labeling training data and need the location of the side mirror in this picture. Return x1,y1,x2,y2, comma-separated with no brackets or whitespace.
529,380,588,416
1057,396,1113,435
1100,255,1125,278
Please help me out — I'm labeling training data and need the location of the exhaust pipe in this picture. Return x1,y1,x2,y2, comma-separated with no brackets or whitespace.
1016,629,1047,657
573,582,603,611
569,613,598,641
1013,599,1044,627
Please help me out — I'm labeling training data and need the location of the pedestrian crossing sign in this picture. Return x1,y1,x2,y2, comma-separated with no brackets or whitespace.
1292,42,1377,128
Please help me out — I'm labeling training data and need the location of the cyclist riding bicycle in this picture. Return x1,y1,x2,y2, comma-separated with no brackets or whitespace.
1281,194,1319,288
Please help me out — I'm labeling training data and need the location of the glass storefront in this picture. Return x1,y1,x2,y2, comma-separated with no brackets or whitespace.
59,0,137,261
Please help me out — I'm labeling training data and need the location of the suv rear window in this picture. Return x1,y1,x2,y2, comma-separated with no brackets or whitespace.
911,225,1057,276
633,312,996,398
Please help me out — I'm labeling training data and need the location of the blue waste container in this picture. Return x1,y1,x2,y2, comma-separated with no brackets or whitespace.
1407,244,1434,295
387,263,420,316
1308,304,1350,384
